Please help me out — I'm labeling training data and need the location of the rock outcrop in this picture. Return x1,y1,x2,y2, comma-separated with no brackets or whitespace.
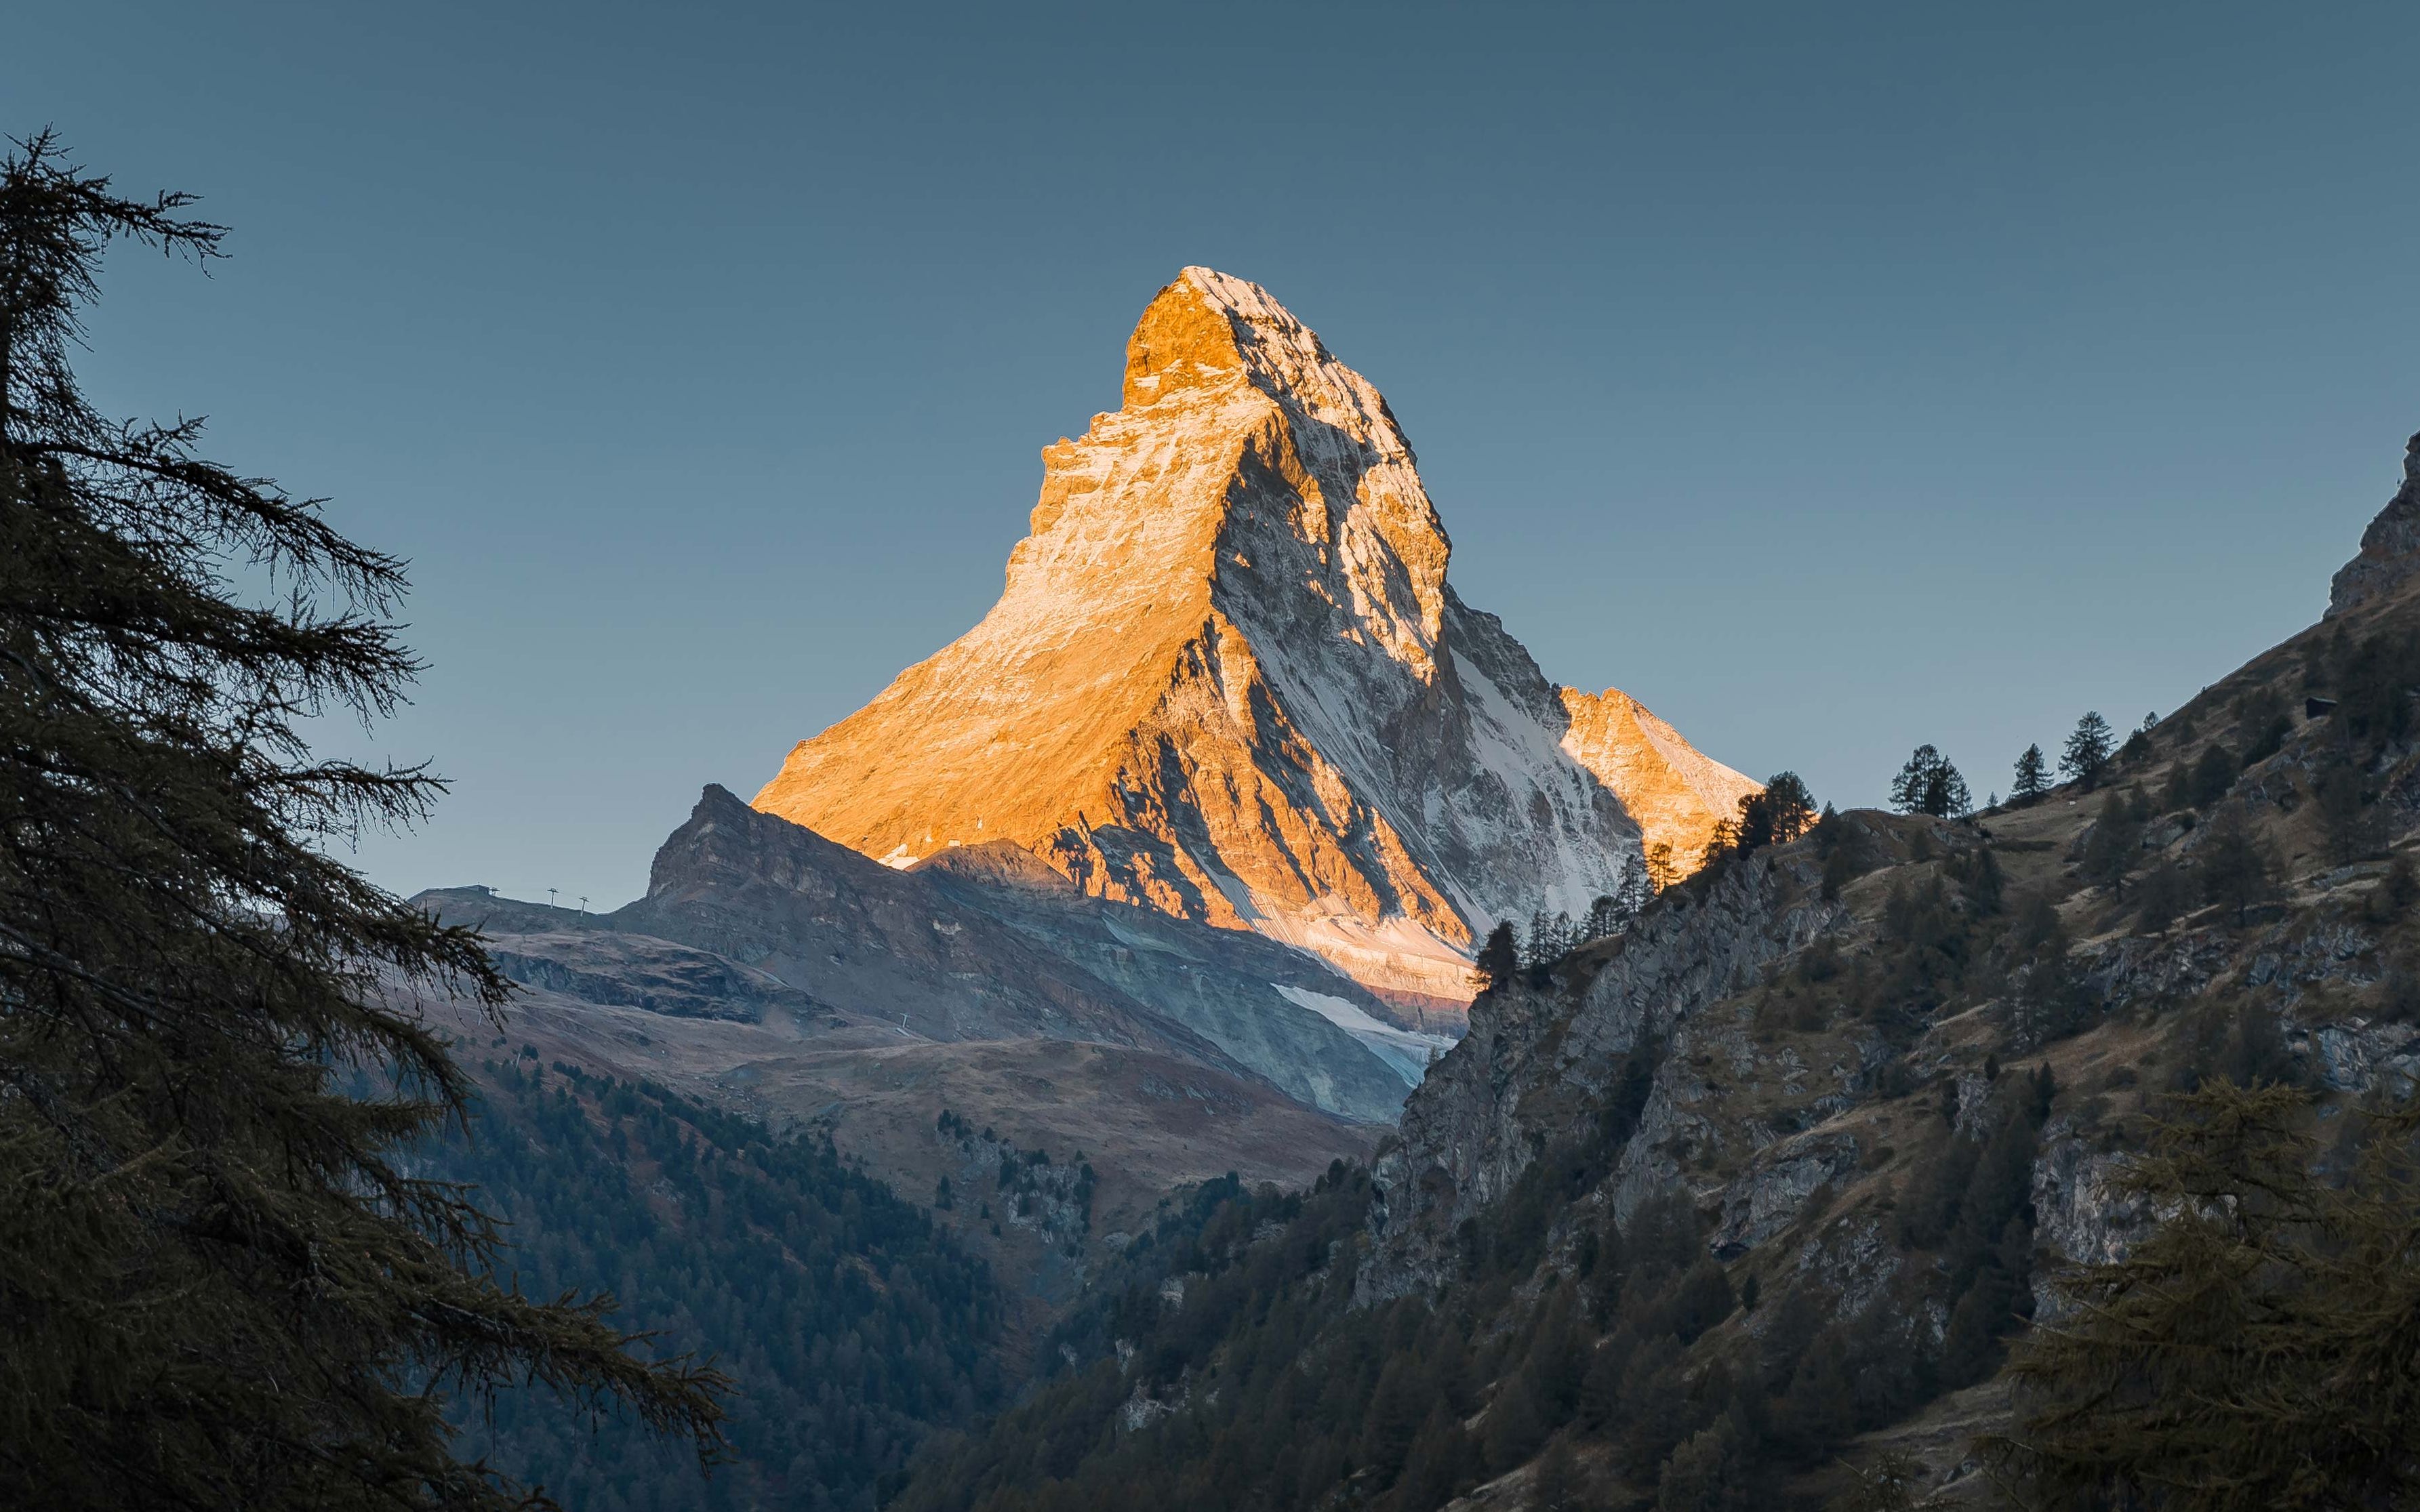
755,268,1750,1006
1364,837,1849,1301
2328,431,2420,617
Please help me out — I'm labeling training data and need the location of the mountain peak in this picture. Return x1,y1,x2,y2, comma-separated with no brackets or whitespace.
1123,270,1410,457
1121,270,1249,409
756,271,1748,1006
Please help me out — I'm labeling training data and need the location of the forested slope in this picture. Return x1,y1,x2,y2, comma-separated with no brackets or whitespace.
435,1061,1005,1512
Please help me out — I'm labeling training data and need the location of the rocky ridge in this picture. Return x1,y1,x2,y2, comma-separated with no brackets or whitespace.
2328,430,2420,617
1335,428,2420,1501
432,785,1415,1124
754,268,1752,1009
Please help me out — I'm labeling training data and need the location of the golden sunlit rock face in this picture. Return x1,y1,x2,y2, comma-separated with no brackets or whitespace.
1558,687,1764,878
754,268,1752,1007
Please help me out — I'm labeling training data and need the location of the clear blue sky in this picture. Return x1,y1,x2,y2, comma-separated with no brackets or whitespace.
12,1,2417,907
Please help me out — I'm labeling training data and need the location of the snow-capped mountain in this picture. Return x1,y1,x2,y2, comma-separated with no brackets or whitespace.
755,268,1751,1006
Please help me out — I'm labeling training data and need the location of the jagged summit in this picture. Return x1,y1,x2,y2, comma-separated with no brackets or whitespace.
755,269,1750,1005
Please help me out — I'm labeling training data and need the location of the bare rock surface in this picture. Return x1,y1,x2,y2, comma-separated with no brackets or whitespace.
754,268,1752,1007
2328,431,2420,616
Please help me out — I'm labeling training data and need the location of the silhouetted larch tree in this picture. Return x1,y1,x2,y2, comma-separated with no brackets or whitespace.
2010,742,2050,804
1476,920,1519,992
1634,842,1676,893
2061,711,2116,789
1584,856,1649,941
1891,745,1971,818
0,133,723,1512
1736,771,1817,852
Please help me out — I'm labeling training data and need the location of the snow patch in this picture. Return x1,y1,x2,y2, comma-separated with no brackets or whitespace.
1274,985,1457,1088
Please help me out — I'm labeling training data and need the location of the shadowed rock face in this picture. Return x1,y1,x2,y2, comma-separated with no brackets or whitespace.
428,784,1415,1125
754,268,1751,1007
2328,432,2420,617
479,931,811,1023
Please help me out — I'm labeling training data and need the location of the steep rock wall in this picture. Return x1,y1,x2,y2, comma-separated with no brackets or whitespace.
754,268,1752,1004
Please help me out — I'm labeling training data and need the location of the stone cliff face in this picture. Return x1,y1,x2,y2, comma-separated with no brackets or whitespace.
1558,687,1764,874
2328,431,2420,617
1365,835,1851,1303
755,268,1752,1005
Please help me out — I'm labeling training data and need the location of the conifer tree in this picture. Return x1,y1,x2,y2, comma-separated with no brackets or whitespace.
0,134,722,1511
2060,712,2116,789
1988,1082,2420,1511
1656,1416,1745,1512
2078,789,2143,899
1397,1402,1474,1507
2186,741,2238,809
1483,1369,1549,1471
1527,910,1561,967
2009,743,2050,804
1736,771,1817,851
2197,803,2281,928
1584,892,1622,941
2133,862,2196,934
1891,745,1971,818
1529,1437,1582,1512
1927,759,1972,819
1477,921,1520,992
1611,852,1653,928
1700,817,1741,868
1644,841,1680,893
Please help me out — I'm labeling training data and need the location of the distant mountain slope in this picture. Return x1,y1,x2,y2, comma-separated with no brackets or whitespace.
754,268,1752,1008
420,783,1407,1277
435,1061,1003,1512
432,785,1411,1124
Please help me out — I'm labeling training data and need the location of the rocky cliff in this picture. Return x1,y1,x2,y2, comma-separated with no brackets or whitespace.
754,268,1752,1008
2328,431,2420,617
1333,426,2420,1501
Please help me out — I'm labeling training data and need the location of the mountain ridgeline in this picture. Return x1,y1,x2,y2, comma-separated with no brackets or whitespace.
430,270,2420,1511
879,430,2420,1511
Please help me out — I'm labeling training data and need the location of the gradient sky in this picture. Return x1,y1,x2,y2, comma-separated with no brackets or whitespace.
11,1,2417,908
